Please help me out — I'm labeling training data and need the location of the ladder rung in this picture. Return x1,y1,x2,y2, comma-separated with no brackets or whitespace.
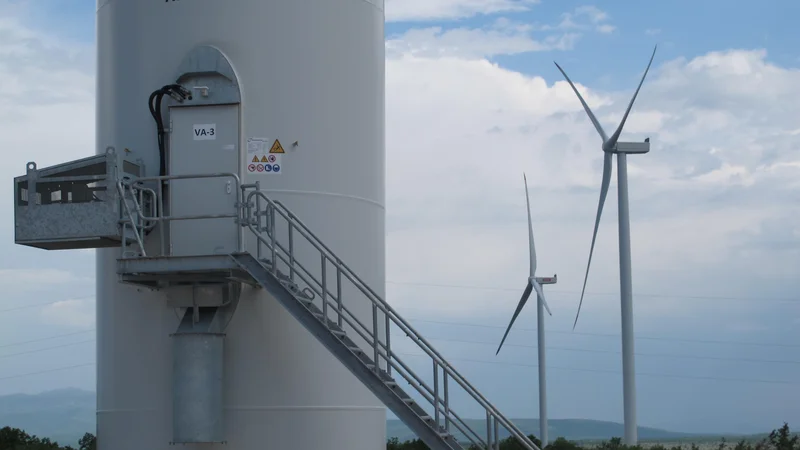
331,330,346,337
347,346,363,354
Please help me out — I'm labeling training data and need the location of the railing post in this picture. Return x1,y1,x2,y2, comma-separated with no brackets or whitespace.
157,181,165,256
269,204,276,274
385,312,391,376
321,255,328,321
433,360,440,429
486,410,492,450
236,182,243,252
288,224,295,282
372,303,379,372
336,262,343,328
494,414,499,450
257,191,265,260
443,369,450,432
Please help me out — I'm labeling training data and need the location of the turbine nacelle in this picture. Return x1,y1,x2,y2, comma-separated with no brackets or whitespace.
534,275,557,285
608,139,651,155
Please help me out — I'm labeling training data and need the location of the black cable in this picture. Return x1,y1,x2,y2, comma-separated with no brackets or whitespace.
144,84,192,236
148,83,192,178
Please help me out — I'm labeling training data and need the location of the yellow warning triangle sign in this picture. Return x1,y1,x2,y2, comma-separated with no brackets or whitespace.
260,155,269,163
269,139,285,154
251,155,259,163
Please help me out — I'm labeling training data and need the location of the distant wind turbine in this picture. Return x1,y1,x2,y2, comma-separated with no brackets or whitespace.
553,45,658,446
496,173,558,447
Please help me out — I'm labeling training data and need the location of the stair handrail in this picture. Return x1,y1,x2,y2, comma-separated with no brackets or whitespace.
240,212,489,447
242,188,538,450
116,180,147,256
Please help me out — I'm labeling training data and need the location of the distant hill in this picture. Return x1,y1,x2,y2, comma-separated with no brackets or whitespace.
0,388,95,447
0,389,759,447
387,418,696,443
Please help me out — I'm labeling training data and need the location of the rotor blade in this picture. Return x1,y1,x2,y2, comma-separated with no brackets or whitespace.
496,282,534,355
607,45,657,148
523,173,536,277
531,279,552,316
573,151,613,330
553,61,609,143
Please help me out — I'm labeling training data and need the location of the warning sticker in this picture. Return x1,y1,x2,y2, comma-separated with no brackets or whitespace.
269,139,285,154
246,137,283,176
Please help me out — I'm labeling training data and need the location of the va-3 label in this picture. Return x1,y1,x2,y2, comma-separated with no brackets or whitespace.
193,124,216,140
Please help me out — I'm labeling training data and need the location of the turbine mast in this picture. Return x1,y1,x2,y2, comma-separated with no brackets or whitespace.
617,152,637,445
535,274,557,446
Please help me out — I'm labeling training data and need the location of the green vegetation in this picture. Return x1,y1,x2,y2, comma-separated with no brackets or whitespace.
0,427,95,450
1,423,796,450
387,424,798,450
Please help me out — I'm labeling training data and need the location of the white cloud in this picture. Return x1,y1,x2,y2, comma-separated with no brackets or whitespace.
0,16,94,215
596,24,616,34
0,12,96,327
40,297,95,328
0,269,91,287
386,22,579,59
385,46,800,321
533,5,617,34
385,0,539,22
387,7,615,60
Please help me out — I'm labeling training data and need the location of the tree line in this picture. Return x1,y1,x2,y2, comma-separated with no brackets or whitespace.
1,423,796,450
0,427,95,450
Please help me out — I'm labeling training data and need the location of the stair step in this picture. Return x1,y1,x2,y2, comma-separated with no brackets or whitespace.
230,252,536,450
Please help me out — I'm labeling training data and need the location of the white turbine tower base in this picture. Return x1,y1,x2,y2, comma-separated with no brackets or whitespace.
496,173,557,447
554,45,658,446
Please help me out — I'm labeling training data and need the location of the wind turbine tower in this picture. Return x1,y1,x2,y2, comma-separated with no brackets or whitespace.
10,1,549,449
554,46,658,446
497,173,558,447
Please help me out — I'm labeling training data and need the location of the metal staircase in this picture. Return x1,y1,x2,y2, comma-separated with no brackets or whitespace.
14,161,540,450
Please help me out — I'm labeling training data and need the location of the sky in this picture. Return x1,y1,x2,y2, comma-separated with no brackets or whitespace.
0,0,799,437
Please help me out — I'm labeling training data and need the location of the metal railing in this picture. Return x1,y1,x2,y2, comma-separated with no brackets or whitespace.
118,176,538,450
239,182,539,450
117,173,243,257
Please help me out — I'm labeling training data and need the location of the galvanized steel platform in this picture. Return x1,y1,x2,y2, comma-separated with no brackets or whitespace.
117,253,260,288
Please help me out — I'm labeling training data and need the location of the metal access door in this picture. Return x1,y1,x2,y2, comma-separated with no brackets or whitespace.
168,104,240,257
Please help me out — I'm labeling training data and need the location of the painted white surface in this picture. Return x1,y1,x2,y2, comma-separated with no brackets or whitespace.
96,0,386,448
